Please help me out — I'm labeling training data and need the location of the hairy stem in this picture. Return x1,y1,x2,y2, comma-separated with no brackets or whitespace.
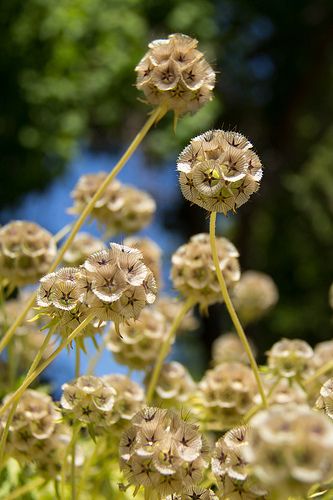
0,313,94,417
209,211,268,408
0,105,167,356
146,297,196,404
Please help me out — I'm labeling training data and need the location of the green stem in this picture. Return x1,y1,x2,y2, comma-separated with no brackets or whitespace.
304,361,333,387
0,324,57,469
0,313,94,418
5,477,47,500
71,342,81,500
146,297,196,404
0,105,167,357
209,211,268,408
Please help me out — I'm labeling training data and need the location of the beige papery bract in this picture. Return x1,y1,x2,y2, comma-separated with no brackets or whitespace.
0,389,73,477
212,332,256,366
145,361,196,408
120,407,209,498
62,232,105,267
245,405,333,498
0,221,56,286
106,307,169,370
70,173,156,236
171,233,240,311
135,33,215,117
196,362,257,429
315,378,333,419
37,243,157,335
232,271,278,325
212,426,267,499
124,236,162,287
267,338,313,380
177,130,263,214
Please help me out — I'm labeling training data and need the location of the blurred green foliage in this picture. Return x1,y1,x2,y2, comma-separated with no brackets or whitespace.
1,0,333,354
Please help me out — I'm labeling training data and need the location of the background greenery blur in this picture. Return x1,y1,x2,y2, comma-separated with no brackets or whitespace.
1,0,333,361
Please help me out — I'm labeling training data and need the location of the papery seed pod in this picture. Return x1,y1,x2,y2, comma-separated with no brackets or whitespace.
212,426,267,499
0,221,56,286
135,34,215,117
102,374,144,425
245,405,333,498
155,295,199,333
60,375,116,427
267,338,313,380
315,378,333,419
171,233,240,310
197,362,257,429
124,236,162,287
70,173,156,236
63,232,105,267
106,307,168,370
264,378,308,407
177,130,262,214
120,407,209,497
212,332,255,366
232,271,278,325
0,390,57,463
145,362,196,408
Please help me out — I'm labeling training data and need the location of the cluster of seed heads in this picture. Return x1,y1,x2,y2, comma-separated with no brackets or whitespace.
0,221,56,286
135,33,215,117
37,243,157,335
70,174,156,236
177,130,262,214
267,338,314,380
171,233,240,310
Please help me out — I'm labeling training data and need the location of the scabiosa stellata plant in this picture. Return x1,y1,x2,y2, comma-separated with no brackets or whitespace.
124,236,162,287
315,377,333,419
211,332,256,366
267,338,313,381
62,232,105,267
120,407,209,498
245,405,333,499
0,221,56,287
135,34,215,118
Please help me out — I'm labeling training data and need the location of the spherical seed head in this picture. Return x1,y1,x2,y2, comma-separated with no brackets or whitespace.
119,407,209,497
267,338,313,380
232,271,279,325
212,426,267,498
245,405,333,494
197,362,258,429
135,33,215,117
315,378,333,420
61,375,116,427
106,307,168,370
0,390,57,462
171,233,240,308
70,174,156,236
0,221,56,286
155,295,199,333
124,236,162,286
212,332,256,366
102,374,144,425
177,130,263,214
63,232,105,267
146,361,196,408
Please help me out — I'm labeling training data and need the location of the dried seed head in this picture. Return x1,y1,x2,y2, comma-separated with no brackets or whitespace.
0,221,56,286
245,405,333,495
264,378,308,407
197,362,258,429
106,307,168,370
102,374,144,425
155,295,199,333
146,361,196,408
267,338,313,380
135,34,215,117
212,332,256,366
70,174,156,236
212,426,267,499
315,378,333,419
120,407,209,497
178,130,262,214
63,232,105,267
61,375,116,427
232,271,278,325
0,390,58,462
171,233,240,309
124,236,162,287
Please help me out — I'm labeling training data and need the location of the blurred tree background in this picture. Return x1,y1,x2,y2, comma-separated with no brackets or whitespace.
1,0,333,361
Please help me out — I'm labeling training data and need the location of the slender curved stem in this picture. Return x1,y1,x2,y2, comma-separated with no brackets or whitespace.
0,105,167,356
146,297,196,404
70,342,81,500
0,313,94,417
209,211,268,408
6,477,47,500
305,361,333,387
0,324,57,469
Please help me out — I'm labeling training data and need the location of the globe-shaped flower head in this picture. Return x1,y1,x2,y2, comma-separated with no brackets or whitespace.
177,130,263,214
